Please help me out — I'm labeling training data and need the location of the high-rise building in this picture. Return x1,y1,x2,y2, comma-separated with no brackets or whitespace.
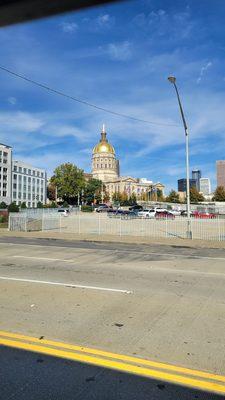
0,143,12,205
192,169,201,191
12,160,47,208
199,178,211,195
178,178,197,192
216,160,225,188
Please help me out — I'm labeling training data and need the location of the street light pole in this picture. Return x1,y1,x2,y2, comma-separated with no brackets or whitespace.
168,76,192,239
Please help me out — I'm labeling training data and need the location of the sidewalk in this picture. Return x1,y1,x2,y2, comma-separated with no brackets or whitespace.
1,228,225,249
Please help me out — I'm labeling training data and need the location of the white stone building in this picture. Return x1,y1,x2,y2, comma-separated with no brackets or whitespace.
91,126,164,200
200,177,211,196
0,143,12,205
12,160,47,207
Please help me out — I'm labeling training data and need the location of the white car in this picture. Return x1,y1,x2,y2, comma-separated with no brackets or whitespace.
170,209,181,216
137,209,156,218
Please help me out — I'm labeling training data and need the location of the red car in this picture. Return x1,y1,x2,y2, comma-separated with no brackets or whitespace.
192,211,216,219
155,211,175,220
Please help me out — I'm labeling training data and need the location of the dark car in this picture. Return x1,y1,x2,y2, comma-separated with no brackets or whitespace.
155,210,175,220
129,204,143,211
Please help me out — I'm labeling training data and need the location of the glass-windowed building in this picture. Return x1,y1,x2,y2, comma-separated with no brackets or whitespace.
178,178,197,193
12,160,47,208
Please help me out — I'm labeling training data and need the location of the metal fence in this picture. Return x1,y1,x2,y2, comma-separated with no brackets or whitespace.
8,212,225,241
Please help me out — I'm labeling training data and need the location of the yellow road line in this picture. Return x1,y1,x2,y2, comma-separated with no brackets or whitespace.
0,330,224,384
1,337,225,395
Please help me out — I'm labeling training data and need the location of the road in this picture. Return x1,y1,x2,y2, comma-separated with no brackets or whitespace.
0,237,225,399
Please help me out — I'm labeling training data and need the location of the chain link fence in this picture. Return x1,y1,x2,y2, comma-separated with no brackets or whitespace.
8,212,225,241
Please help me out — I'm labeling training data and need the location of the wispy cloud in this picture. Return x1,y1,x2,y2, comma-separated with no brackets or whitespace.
197,61,212,84
7,97,17,105
60,22,78,33
107,41,132,61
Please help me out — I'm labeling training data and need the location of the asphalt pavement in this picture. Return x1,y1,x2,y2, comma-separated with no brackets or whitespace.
0,237,225,398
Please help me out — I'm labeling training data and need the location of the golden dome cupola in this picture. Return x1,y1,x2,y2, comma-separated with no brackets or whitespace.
92,125,119,182
93,125,115,154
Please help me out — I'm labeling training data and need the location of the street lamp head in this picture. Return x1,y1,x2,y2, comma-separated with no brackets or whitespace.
168,76,176,84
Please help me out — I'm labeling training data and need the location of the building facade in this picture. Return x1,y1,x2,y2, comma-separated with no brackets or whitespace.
12,160,47,208
0,143,12,205
91,126,164,200
92,125,119,182
216,160,225,188
178,178,197,192
192,169,201,191
199,177,211,196
0,143,47,207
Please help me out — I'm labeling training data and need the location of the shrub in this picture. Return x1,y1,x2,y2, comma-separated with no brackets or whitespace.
21,202,27,209
0,201,7,209
8,202,19,212
0,215,7,223
81,205,93,212
37,201,43,208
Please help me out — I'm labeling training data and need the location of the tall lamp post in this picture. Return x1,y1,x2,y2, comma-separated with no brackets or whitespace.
168,76,192,239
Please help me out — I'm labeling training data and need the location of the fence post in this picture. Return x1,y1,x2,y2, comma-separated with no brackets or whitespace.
8,214,11,231
78,212,81,234
119,216,122,237
98,213,101,235
24,215,27,232
59,215,62,233
165,216,168,238
218,216,221,242
42,214,44,232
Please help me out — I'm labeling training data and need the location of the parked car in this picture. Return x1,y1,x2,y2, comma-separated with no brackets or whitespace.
137,209,156,219
129,204,143,211
58,209,69,217
155,210,175,220
192,211,216,219
170,209,181,216
96,204,112,213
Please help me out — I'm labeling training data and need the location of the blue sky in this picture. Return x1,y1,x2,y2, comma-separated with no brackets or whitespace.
0,0,225,192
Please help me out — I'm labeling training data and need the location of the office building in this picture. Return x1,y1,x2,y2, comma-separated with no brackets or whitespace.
178,178,197,193
12,160,47,208
216,160,225,188
0,143,47,207
0,143,12,205
199,178,211,196
192,169,201,191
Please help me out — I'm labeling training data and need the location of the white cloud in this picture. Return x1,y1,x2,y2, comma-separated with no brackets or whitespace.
8,97,17,105
197,62,212,84
97,14,110,26
60,22,78,33
107,41,132,61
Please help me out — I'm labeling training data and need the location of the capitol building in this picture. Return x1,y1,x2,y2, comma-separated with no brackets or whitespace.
89,125,164,200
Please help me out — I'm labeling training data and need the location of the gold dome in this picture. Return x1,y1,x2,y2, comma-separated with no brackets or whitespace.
93,126,115,154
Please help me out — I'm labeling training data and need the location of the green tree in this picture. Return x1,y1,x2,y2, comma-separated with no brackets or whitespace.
21,202,27,209
166,190,180,203
51,163,85,204
47,183,56,201
190,187,205,203
157,189,164,201
84,178,103,204
8,202,19,212
0,201,7,209
37,201,43,208
129,193,137,205
212,186,225,201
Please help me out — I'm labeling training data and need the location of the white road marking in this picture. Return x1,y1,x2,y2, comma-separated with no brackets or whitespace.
13,255,75,263
0,276,132,294
10,252,225,262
